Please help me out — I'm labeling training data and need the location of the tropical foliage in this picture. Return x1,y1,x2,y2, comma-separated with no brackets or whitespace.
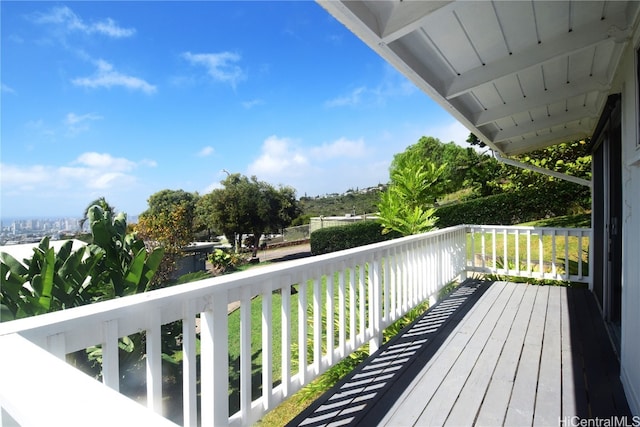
378,145,446,236
0,203,163,321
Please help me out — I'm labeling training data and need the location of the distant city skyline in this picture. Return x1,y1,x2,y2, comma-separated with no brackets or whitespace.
1,2,469,218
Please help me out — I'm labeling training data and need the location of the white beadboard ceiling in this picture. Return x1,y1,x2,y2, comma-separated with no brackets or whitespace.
318,0,640,155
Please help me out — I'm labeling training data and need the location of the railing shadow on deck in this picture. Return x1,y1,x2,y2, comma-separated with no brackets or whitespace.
286,278,494,427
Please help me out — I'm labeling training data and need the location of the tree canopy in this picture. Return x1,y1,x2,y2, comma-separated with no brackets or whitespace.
136,189,199,284
197,174,301,252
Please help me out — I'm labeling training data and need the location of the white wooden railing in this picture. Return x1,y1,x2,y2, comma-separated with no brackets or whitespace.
467,225,592,285
0,225,590,426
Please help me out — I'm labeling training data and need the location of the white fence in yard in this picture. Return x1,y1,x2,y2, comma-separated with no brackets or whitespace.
0,225,591,426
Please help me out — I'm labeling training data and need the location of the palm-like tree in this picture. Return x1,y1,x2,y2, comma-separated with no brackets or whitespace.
79,197,115,230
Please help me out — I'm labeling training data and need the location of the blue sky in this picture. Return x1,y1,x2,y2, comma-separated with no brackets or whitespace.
1,1,469,219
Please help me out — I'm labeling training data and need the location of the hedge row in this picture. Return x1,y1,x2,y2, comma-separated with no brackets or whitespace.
435,184,590,228
310,221,401,255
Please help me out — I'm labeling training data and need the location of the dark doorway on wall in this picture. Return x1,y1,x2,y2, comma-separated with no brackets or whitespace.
591,94,622,356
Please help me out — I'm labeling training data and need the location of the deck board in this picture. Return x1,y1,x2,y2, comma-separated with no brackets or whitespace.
504,285,548,426
534,286,562,426
286,280,631,427
444,282,525,426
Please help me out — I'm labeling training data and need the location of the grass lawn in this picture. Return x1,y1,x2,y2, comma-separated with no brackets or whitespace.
227,270,366,419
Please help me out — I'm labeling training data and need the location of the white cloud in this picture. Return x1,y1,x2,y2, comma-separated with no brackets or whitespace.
74,152,137,171
64,112,102,135
33,6,135,38
202,180,223,194
424,120,472,148
0,153,155,196
247,136,309,179
182,51,246,88
311,137,366,160
72,59,156,94
1,83,16,94
140,159,158,168
242,135,386,199
198,146,215,157
325,64,416,108
325,87,366,107
242,99,264,109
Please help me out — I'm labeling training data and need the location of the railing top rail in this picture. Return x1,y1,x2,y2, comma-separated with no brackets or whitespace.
465,224,592,233
0,225,467,339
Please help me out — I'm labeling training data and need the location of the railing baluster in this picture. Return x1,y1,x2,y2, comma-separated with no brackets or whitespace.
101,320,119,392
564,230,570,281
349,266,356,352
419,240,427,303
326,269,334,367
298,280,308,386
470,227,476,270
492,228,497,273
146,308,162,416
240,286,252,420
262,280,273,412
412,241,417,305
527,230,532,275
552,230,557,278
46,332,66,362
578,234,584,280
515,229,520,275
539,230,545,279
503,228,508,274
370,257,381,353
481,230,486,271
338,263,346,358
182,300,197,427
281,277,291,399
313,274,322,376
389,248,397,321
201,294,229,427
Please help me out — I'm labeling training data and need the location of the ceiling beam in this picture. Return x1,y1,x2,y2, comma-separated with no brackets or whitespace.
445,17,629,99
472,78,610,126
381,1,456,43
497,125,594,156
491,107,597,142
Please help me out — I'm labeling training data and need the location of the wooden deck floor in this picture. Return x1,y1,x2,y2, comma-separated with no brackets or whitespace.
287,280,631,426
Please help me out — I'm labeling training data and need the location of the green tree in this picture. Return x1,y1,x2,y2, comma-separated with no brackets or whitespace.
465,134,591,204
197,174,301,253
397,136,477,195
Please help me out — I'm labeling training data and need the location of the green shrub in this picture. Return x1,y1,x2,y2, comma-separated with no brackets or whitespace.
435,183,590,228
310,221,402,255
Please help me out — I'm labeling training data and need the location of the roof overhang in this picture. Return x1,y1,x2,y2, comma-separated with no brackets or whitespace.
318,0,640,156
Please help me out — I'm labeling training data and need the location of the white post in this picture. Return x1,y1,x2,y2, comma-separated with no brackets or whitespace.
146,308,162,416
262,282,273,412
200,295,229,427
182,300,197,427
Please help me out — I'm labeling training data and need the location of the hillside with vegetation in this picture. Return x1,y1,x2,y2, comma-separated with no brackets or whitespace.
298,187,384,218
